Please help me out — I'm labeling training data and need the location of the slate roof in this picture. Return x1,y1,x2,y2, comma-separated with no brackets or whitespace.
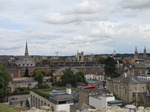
55,67,78,73
114,75,150,84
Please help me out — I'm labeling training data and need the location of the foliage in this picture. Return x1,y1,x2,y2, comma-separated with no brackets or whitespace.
104,57,119,78
24,67,29,77
34,70,44,83
12,89,30,95
98,57,106,64
75,71,86,83
37,83,49,89
61,68,77,87
0,64,11,99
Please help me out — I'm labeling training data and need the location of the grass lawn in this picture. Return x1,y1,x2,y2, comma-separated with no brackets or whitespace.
0,103,20,112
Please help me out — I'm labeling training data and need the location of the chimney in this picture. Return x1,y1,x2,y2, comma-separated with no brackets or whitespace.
66,84,71,94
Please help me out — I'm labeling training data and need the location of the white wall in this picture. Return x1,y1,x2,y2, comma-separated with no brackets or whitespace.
58,103,74,112
89,95,115,109
89,96,102,109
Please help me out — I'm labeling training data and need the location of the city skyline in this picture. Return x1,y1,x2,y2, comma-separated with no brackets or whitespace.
0,0,150,56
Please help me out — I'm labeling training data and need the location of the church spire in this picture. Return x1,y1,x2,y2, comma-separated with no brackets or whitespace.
134,46,138,59
143,46,147,58
25,41,29,56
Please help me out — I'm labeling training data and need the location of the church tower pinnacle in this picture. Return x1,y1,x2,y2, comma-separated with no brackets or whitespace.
134,46,138,59
143,46,147,58
25,41,29,56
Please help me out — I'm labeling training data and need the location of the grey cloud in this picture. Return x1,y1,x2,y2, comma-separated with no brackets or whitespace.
120,0,150,9
44,13,106,24
0,46,20,51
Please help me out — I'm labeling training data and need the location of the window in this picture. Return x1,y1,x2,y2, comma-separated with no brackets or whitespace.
134,87,137,92
124,87,127,95
142,87,144,92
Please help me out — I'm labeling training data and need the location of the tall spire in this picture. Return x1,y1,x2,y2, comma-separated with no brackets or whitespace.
134,46,138,59
143,46,147,58
25,41,29,56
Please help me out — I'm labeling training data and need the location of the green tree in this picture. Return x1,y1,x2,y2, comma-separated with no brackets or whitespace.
24,67,29,77
0,64,11,99
61,68,77,87
34,70,44,83
75,71,85,83
104,57,118,78
98,57,106,64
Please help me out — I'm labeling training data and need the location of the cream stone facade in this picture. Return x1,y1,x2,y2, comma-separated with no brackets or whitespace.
107,75,150,104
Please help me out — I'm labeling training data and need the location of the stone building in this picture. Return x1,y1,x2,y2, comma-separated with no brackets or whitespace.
30,84,78,112
5,63,21,78
76,52,84,62
70,88,110,112
107,75,150,104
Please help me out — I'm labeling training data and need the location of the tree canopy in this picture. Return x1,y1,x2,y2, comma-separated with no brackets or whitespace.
75,71,86,83
104,57,119,78
0,64,11,99
24,67,29,77
33,70,44,83
61,68,77,87
56,68,86,87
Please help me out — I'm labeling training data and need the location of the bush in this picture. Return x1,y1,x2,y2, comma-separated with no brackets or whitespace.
37,83,49,89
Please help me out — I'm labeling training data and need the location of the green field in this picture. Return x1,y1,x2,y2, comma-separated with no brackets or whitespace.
0,103,20,112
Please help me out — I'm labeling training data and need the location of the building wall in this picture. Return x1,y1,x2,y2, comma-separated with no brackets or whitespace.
89,95,115,109
30,91,56,110
30,91,73,112
14,81,38,89
79,90,89,104
107,78,148,103
85,74,104,81
58,103,74,112
8,94,29,102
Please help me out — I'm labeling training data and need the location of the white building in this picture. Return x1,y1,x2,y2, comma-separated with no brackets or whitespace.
89,94,122,109
30,84,78,112
15,60,35,67
85,73,104,81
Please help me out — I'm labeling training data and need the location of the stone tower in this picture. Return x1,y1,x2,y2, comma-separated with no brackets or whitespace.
134,46,138,59
143,46,147,58
25,41,29,56
76,51,84,62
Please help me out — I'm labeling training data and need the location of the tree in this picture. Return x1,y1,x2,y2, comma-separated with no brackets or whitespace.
34,70,44,83
60,68,77,87
0,64,11,99
75,71,86,83
24,67,29,77
98,57,106,64
104,57,119,78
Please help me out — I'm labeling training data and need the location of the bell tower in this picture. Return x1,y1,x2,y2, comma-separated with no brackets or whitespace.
134,46,138,59
143,46,147,58
25,41,29,56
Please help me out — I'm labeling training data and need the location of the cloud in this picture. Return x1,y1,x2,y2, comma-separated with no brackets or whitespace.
120,0,150,9
43,0,106,24
44,13,106,24
72,0,102,14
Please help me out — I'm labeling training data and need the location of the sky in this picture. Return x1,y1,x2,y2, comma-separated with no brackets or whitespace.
0,0,150,56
